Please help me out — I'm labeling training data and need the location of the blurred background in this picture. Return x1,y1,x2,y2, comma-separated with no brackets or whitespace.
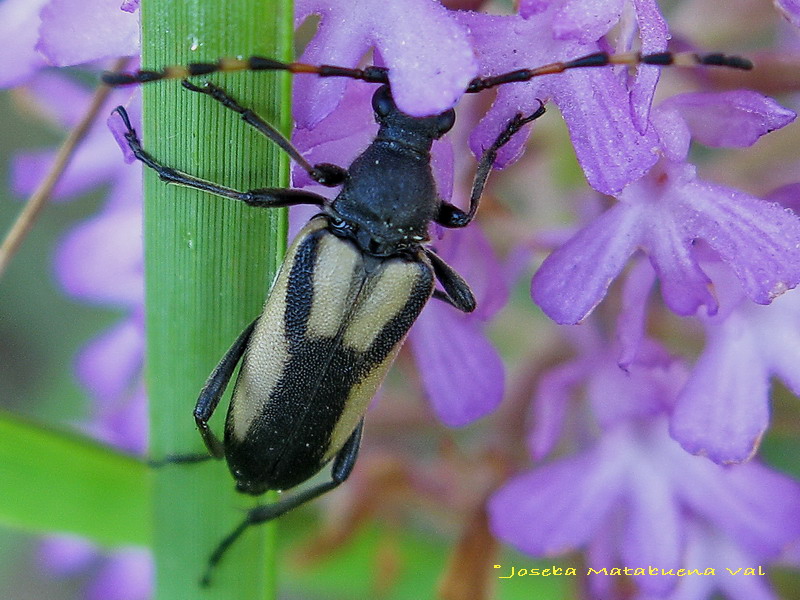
3,0,800,598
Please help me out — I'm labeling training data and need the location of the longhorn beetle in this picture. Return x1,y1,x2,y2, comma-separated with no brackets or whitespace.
104,48,751,584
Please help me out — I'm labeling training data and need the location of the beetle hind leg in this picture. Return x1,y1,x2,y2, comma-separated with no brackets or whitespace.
200,420,365,586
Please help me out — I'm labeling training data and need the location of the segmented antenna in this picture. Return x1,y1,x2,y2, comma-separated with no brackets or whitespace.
102,50,752,89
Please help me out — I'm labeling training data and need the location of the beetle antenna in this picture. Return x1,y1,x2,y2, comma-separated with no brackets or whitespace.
102,56,391,87
103,50,751,93
465,50,753,92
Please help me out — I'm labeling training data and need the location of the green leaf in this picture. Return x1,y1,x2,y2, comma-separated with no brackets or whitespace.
0,410,149,546
140,0,293,598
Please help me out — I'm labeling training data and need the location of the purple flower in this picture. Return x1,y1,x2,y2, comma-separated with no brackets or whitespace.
455,5,665,194
0,0,138,87
532,91,799,324
37,0,138,67
38,538,151,600
670,262,800,464
294,0,476,125
492,337,800,599
774,0,800,27
0,0,50,86
409,224,508,426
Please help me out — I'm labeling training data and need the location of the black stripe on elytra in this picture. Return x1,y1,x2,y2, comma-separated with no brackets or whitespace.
225,230,433,492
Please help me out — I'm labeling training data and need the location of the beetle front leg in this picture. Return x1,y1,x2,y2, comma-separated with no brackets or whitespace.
424,248,476,313
200,420,365,586
113,106,329,209
180,80,347,187
436,102,547,229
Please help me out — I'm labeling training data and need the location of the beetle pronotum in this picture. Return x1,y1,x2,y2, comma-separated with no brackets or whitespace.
105,48,751,584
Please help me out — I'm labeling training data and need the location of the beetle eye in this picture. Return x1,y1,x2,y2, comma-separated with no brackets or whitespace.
436,109,456,135
372,85,394,118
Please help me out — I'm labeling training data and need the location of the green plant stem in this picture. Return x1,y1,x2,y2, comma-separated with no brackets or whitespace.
140,1,292,598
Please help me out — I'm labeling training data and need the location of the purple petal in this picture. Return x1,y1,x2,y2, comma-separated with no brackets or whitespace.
678,460,800,557
410,302,504,426
55,193,143,306
467,84,539,170
99,382,148,455
659,91,796,148
646,208,717,316
0,0,49,87
76,318,144,405
37,0,138,67
86,548,152,600
616,258,656,369
757,291,800,394
291,80,375,187
588,341,681,427
621,463,683,595
764,182,800,213
430,137,454,203
550,0,624,43
489,449,625,555
26,71,94,129
775,0,800,27
459,10,659,194
294,0,475,126
529,360,585,459
629,0,668,131
719,567,782,600
13,139,120,199
37,535,96,575
120,0,139,13
670,526,776,600
518,0,549,18
532,202,641,324
551,69,660,194
670,318,769,464
652,101,692,161
685,180,800,304
434,225,507,319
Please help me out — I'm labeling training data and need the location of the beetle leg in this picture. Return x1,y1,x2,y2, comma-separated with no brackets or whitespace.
436,102,547,229
150,321,258,466
424,249,476,313
192,319,258,458
113,106,330,208
200,420,365,586
180,80,347,187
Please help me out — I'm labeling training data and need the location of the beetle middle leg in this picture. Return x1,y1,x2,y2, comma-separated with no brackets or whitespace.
180,80,347,187
200,420,365,586
436,102,547,229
